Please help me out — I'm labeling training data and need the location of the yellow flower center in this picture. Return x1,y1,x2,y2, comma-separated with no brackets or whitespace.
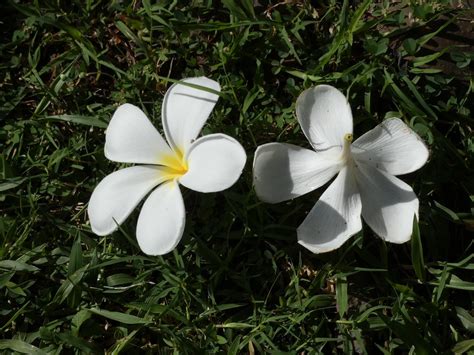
341,133,353,162
161,148,188,179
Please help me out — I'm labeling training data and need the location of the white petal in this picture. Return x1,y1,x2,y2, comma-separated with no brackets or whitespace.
179,134,246,193
105,104,173,165
297,166,362,253
88,166,168,236
296,85,353,151
253,143,342,204
162,77,220,154
136,180,185,255
352,118,429,175
354,162,419,243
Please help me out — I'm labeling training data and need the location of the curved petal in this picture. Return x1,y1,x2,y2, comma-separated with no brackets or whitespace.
354,162,418,244
253,143,342,204
88,166,169,236
136,180,185,255
179,134,246,193
297,166,362,253
352,118,429,175
296,85,353,151
105,104,174,165
162,77,220,154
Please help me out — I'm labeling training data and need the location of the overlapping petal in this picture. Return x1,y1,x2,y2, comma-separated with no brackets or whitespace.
162,77,221,154
105,104,174,165
253,143,342,203
179,134,246,193
354,162,419,244
352,118,429,175
297,166,362,253
136,180,186,255
296,85,353,151
88,166,169,236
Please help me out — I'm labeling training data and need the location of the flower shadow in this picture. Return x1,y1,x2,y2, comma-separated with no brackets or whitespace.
298,200,350,245
355,162,418,239
174,92,218,104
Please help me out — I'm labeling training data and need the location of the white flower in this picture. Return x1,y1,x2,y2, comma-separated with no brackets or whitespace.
88,77,246,255
253,85,429,253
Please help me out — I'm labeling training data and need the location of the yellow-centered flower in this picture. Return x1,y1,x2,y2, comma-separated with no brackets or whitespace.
88,77,246,255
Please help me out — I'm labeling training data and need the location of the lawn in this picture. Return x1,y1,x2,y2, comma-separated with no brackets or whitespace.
0,0,473,353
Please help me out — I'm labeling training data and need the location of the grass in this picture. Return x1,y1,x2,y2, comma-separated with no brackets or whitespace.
1,0,473,353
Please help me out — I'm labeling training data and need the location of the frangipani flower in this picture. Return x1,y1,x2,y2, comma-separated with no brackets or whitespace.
88,77,246,255
253,85,429,253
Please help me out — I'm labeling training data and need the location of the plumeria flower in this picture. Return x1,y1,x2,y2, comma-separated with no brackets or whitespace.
253,85,429,253
88,77,246,255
